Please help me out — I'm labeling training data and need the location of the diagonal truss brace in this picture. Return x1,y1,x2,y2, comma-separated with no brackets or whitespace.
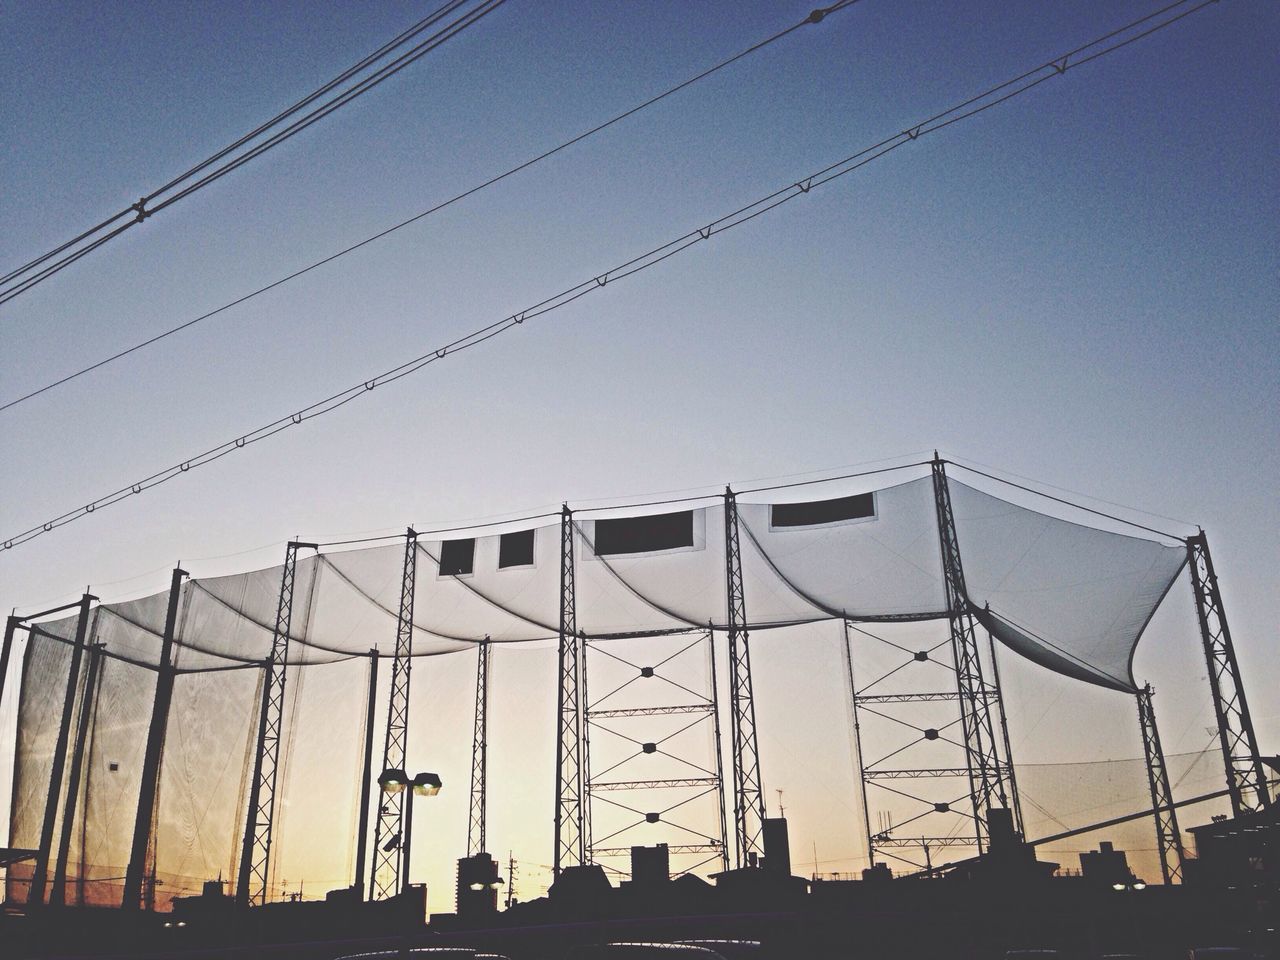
237,541,314,907
468,637,491,857
725,488,766,868
1137,683,1186,884
554,507,587,876
1186,531,1270,816
370,528,418,900
930,457,1019,850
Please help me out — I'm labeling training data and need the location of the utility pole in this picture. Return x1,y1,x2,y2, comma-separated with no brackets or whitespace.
505,852,517,909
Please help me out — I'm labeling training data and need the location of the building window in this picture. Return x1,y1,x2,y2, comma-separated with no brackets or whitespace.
439,538,475,577
595,510,695,556
770,492,876,529
498,529,535,569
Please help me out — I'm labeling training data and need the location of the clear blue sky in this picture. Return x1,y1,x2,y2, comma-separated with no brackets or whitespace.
1,0,1276,896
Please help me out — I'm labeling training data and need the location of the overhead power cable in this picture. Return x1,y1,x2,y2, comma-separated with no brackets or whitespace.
0,0,1221,553
0,0,506,307
1,0,865,414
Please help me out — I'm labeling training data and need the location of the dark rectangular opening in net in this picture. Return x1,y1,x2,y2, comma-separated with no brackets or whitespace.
771,492,875,528
498,529,535,568
439,538,476,576
595,511,694,556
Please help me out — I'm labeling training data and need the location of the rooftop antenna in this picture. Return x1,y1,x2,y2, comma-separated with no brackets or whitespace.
776,789,785,819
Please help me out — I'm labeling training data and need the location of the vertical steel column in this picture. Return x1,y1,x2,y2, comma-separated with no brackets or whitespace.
708,624,731,874
123,566,187,909
1186,531,1270,815
468,637,491,857
50,641,104,906
29,593,94,906
0,615,17,719
724,488,766,868
844,619,877,868
987,629,1023,835
353,648,379,897
930,456,1014,850
237,541,310,907
553,506,586,876
1137,684,1186,883
371,528,419,899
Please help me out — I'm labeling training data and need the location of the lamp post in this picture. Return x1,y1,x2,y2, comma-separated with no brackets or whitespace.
378,768,442,895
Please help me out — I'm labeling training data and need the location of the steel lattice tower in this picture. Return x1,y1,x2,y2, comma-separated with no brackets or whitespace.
370,529,419,900
1186,532,1271,815
724,488,766,868
554,506,587,876
930,457,1018,850
237,541,312,907
468,637,491,857
1136,684,1186,883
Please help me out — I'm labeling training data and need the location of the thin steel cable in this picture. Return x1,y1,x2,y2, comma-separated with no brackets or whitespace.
0,0,502,306
1,0,865,412
1,0,1217,552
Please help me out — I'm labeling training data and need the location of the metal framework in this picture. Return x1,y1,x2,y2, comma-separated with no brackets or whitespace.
724,488,766,868
29,593,94,906
583,627,729,877
353,648,379,897
554,507,587,876
50,641,104,906
1186,531,1270,815
1136,683,1186,884
468,637,491,857
123,566,186,909
930,457,1018,847
237,541,311,907
370,529,419,900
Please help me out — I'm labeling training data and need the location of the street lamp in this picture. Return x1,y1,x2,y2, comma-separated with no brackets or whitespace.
378,768,442,894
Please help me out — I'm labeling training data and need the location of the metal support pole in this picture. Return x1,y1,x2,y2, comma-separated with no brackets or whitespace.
724,488,766,868
1186,531,1270,815
354,648,379,898
987,627,1023,835
402,790,416,893
468,638,491,857
0,615,18,720
123,566,187,909
29,593,94,906
237,541,310,907
554,506,586,876
1137,684,1186,883
930,456,1016,850
51,641,104,906
708,624,731,874
844,619,877,868
371,529,418,900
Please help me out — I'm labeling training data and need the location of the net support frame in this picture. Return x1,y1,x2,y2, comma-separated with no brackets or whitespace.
353,647,379,898
28,592,94,906
583,627,729,877
236,540,312,908
554,506,587,876
122,565,187,910
0,615,17,723
1186,531,1271,816
931,456,1018,850
50,640,104,906
1136,683,1186,884
467,637,491,857
724,488,766,869
844,619,877,869
371,528,418,900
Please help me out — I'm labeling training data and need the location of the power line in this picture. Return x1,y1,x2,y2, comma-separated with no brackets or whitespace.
0,0,865,414
0,0,1221,553
0,0,506,307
